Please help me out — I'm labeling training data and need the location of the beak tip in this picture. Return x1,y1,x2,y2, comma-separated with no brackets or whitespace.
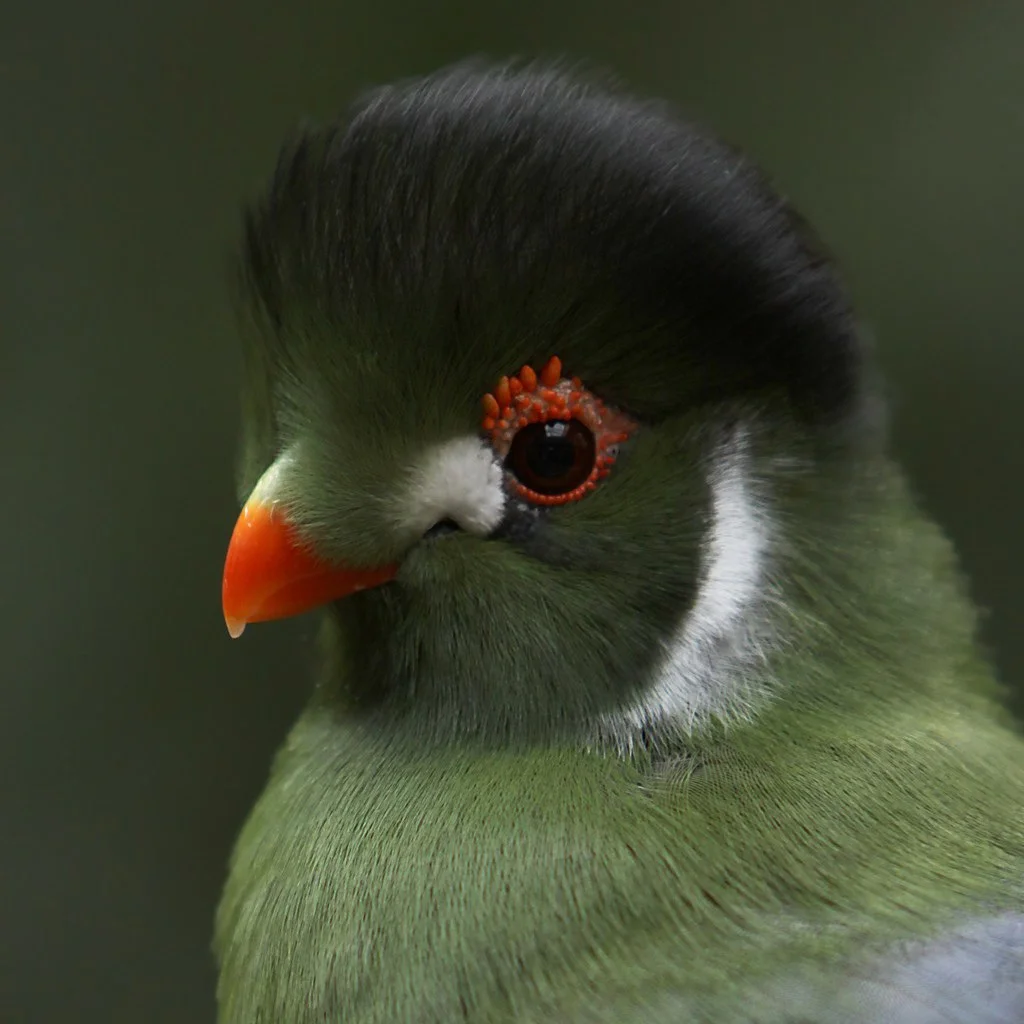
225,616,247,639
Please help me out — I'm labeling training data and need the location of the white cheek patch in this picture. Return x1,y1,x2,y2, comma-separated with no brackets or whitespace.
609,432,773,742
397,436,506,538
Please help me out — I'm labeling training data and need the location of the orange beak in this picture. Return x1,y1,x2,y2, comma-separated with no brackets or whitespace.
221,500,397,638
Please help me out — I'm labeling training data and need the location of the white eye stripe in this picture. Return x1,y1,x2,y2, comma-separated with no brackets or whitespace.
606,429,773,744
397,436,506,538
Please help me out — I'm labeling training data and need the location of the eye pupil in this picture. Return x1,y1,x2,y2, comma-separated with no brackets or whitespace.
506,419,596,496
526,422,577,478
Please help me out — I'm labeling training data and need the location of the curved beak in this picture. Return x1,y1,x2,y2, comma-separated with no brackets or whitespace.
221,496,397,639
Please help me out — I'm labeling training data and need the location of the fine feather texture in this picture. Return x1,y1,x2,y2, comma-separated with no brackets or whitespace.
396,436,507,539
216,61,1024,1022
609,428,775,744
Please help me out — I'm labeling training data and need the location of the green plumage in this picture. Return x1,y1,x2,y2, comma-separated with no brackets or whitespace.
215,63,1024,1022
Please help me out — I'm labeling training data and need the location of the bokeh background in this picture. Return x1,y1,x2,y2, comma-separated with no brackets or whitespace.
4,3,1022,1021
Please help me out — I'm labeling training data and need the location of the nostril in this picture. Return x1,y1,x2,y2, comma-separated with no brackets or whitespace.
424,518,461,540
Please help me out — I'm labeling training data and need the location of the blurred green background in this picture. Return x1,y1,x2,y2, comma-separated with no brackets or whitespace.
3,2,1022,1021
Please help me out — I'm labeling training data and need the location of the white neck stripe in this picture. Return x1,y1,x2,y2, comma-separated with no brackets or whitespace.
609,432,772,742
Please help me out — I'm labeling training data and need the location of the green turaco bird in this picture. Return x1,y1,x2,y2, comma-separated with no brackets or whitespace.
214,63,1024,1022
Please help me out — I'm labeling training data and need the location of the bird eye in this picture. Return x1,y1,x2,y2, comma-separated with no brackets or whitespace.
506,419,596,497
481,356,637,506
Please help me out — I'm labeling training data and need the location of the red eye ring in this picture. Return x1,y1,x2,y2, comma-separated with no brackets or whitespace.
481,356,636,506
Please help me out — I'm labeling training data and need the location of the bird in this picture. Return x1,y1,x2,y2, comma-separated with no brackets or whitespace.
213,62,1024,1023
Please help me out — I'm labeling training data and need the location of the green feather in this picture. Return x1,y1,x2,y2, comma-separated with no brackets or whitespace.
216,447,1024,1021
215,62,1024,1022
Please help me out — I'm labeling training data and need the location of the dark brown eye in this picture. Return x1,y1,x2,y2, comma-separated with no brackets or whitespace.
505,419,596,498
481,357,637,507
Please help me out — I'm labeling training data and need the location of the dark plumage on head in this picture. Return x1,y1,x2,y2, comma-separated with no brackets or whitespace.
242,62,866,439
228,62,887,748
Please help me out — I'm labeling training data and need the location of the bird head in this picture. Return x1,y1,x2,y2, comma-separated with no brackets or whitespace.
222,63,873,748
